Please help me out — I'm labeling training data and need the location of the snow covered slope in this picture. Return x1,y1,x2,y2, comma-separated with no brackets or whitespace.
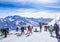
0,27,58,42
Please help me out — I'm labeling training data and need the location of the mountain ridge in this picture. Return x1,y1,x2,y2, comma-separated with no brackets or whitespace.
0,15,53,29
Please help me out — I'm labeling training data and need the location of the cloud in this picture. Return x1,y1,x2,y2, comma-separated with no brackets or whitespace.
0,8,60,18
0,0,57,3
0,0,60,11
0,0,60,18
17,11,60,18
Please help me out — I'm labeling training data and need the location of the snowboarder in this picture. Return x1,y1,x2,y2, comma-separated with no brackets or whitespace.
54,23,59,38
49,25,54,36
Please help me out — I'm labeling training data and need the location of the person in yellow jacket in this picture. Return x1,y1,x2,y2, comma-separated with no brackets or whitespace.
49,25,54,36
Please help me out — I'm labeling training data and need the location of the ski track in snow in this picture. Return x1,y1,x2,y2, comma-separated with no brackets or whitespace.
0,28,60,42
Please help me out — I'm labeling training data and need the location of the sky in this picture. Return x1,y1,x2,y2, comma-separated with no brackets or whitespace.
0,0,60,18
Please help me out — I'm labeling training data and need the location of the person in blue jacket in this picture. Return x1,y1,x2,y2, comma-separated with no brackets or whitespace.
21,26,25,35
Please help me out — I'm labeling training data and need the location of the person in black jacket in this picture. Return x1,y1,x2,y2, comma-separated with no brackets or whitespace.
39,22,42,32
4,29,7,37
54,23,59,38
16,27,19,32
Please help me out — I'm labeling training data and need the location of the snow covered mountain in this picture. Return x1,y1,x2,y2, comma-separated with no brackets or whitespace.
0,15,53,29
48,16,60,26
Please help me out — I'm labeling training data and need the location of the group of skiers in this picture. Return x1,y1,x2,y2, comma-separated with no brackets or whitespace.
0,22,60,39
39,22,60,38
49,22,60,38
16,25,33,36
0,25,33,38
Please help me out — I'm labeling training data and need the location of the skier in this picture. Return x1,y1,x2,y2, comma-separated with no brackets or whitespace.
29,26,33,35
16,27,19,32
27,25,30,34
54,23,59,38
39,22,42,32
27,25,33,35
49,25,54,36
21,26,25,35
44,26,48,31
6,28,9,35
4,29,7,37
